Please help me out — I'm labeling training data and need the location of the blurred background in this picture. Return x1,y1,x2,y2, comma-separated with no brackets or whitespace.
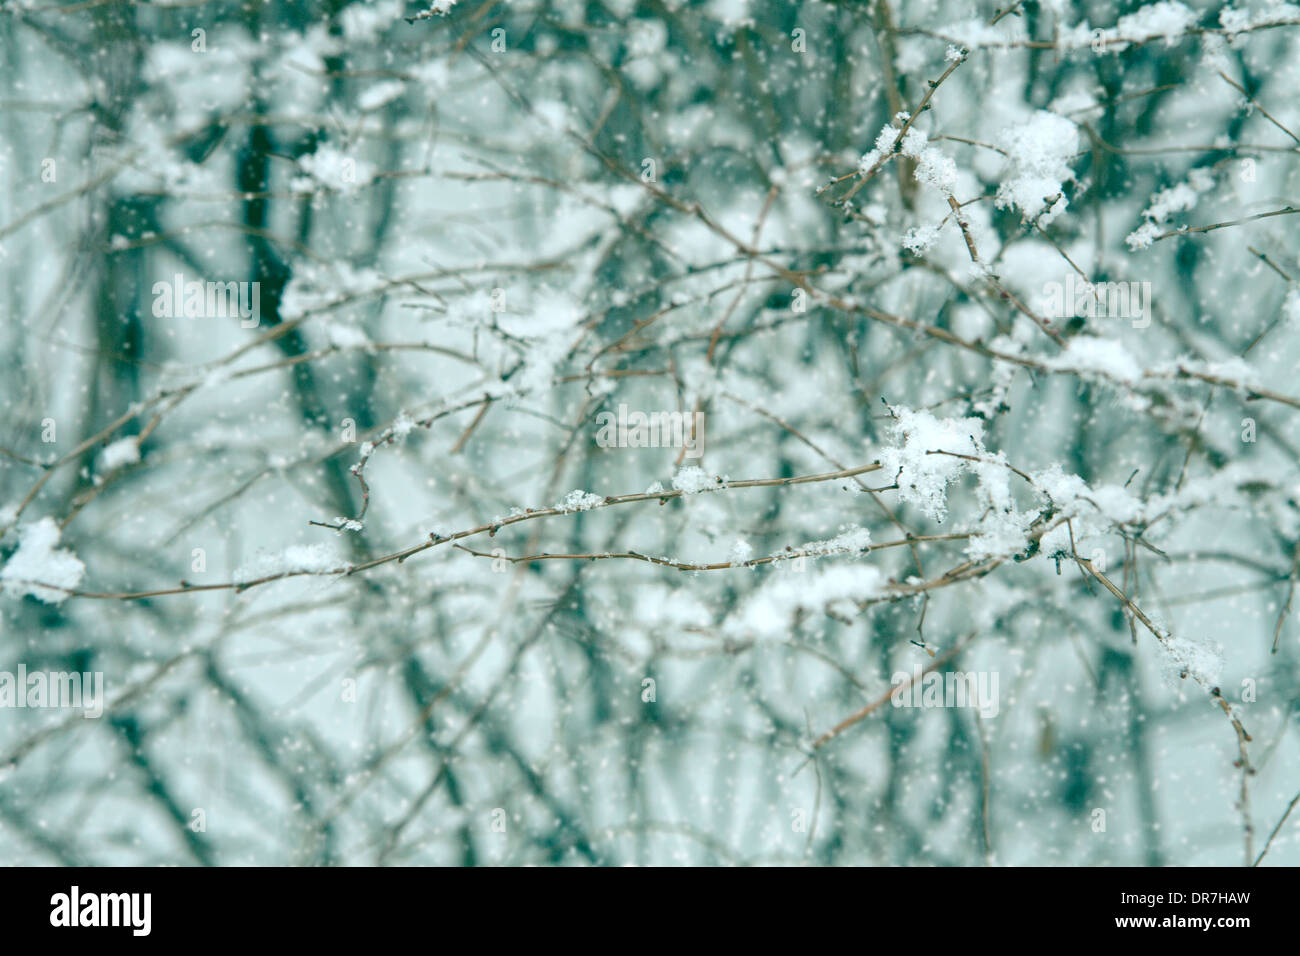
1,0,1298,865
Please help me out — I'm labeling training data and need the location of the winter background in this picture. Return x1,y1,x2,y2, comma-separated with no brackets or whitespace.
1,0,1299,866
